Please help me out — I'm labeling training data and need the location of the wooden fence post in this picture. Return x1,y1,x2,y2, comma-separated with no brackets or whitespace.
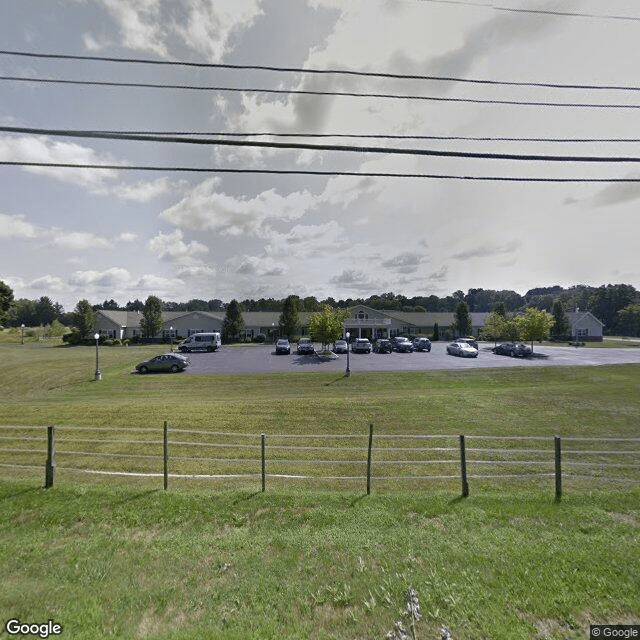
163,421,169,491
554,436,562,502
45,425,55,488
459,434,469,498
366,423,373,495
261,433,266,492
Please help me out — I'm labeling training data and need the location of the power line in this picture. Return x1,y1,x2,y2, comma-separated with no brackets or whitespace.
2,161,639,182
1,49,639,92
4,126,640,163
3,75,640,109
418,0,640,22
86,130,640,144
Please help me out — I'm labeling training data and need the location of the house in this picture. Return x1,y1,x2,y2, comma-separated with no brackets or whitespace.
566,310,604,342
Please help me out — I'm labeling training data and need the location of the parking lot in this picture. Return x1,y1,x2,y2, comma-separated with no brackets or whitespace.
182,341,640,375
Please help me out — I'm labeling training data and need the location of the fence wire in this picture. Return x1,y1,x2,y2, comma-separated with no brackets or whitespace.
0,425,638,492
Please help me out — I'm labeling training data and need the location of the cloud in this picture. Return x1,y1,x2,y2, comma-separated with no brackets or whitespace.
88,0,263,61
94,0,168,56
590,179,640,208
117,232,138,243
26,275,67,293
231,255,288,277
450,240,521,261
0,135,119,190
381,251,426,274
160,179,318,237
149,230,208,262
0,213,43,239
69,267,132,289
113,177,175,203
329,268,384,291
49,231,112,251
427,265,448,282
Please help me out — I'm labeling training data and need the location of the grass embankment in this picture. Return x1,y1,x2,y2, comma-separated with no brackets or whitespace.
0,343,638,639
2,481,639,640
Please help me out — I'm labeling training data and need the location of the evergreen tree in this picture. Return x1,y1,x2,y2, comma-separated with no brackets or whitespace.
140,296,164,339
222,299,245,342
0,280,14,324
278,295,301,339
550,300,571,340
73,299,96,338
453,301,472,337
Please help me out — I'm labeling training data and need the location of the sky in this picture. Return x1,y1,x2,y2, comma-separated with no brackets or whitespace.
1,0,639,312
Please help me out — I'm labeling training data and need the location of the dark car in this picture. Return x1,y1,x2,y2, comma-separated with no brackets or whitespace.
413,337,432,352
136,353,189,374
493,342,533,358
275,338,291,355
373,338,393,353
333,339,348,354
297,338,315,355
392,336,414,353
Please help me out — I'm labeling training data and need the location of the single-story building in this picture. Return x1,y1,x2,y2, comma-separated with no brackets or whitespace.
94,305,493,342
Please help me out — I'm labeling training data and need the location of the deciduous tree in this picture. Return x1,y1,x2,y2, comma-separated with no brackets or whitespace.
309,305,349,350
222,299,245,342
515,307,555,352
140,296,164,339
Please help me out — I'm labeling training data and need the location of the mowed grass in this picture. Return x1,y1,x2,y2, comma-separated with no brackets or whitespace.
0,343,639,639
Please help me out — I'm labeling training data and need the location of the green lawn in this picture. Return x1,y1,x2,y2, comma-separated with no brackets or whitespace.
0,343,639,639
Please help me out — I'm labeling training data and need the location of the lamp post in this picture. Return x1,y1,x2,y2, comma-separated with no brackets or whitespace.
94,332,101,381
345,331,351,377
21,323,25,345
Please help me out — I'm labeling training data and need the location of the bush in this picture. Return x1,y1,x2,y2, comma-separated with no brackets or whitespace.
252,334,267,343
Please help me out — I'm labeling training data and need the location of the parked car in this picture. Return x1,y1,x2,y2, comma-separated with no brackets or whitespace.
446,341,479,358
333,339,348,354
413,337,432,352
136,353,189,374
493,342,533,357
392,336,414,353
373,338,393,354
351,338,372,353
275,338,291,355
455,337,478,350
297,338,315,355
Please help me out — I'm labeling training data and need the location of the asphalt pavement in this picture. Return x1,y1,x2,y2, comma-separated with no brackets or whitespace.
181,342,640,375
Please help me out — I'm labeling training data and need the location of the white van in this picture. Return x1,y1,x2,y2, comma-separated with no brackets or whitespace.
177,332,221,353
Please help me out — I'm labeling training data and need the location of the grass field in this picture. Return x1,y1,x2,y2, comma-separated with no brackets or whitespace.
0,342,639,639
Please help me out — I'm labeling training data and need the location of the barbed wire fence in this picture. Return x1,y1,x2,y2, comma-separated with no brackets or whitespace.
0,424,638,499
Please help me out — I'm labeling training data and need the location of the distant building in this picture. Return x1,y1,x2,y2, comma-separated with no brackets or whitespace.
94,304,494,341
566,310,604,342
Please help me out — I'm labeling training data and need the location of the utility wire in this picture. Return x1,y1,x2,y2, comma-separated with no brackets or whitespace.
3,75,640,109
3,126,640,163
418,0,640,21
1,50,639,92
84,130,640,144
3,161,639,182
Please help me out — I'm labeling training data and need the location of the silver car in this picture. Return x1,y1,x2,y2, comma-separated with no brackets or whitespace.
446,341,479,358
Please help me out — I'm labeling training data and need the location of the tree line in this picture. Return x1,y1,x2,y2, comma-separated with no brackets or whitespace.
2,281,640,337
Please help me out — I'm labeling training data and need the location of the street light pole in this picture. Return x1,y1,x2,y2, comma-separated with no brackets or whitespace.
94,332,102,381
345,331,351,377
21,324,25,345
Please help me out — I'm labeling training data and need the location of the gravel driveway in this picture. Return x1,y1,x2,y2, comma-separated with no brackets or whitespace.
182,342,640,375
